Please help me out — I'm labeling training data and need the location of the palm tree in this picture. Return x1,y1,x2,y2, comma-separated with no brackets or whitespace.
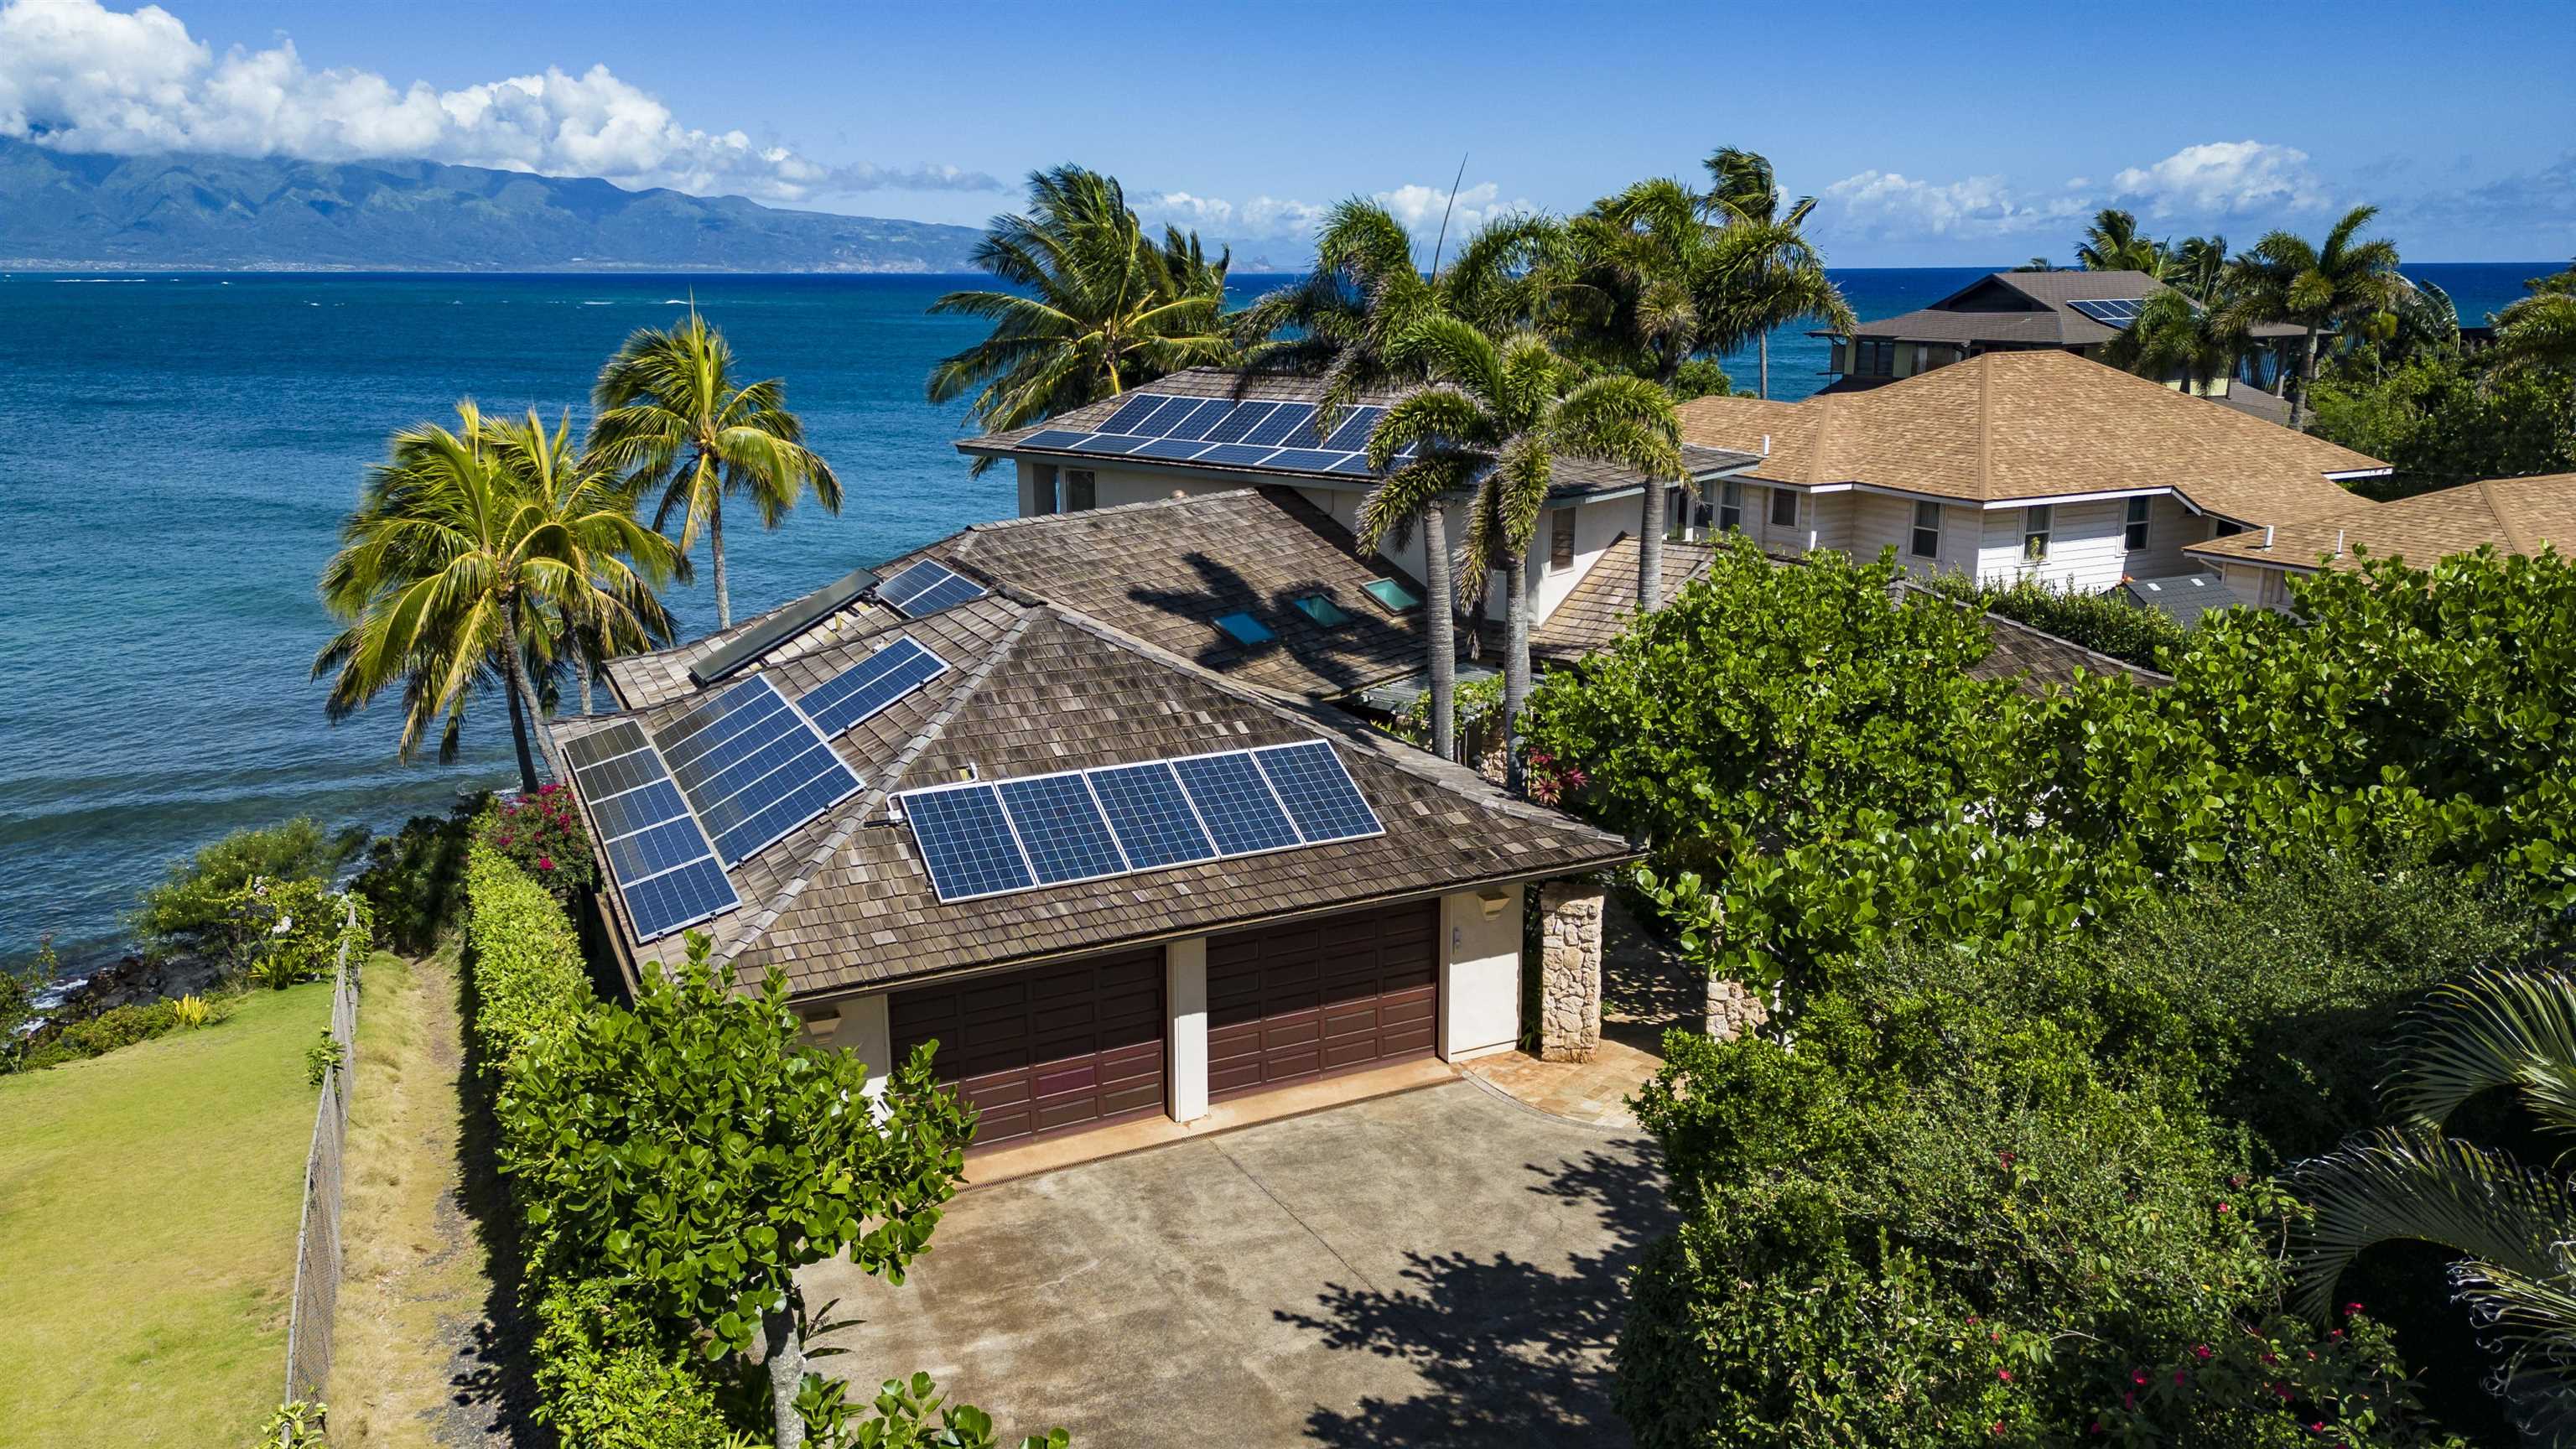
2492,262,2576,377
2223,205,2403,430
316,403,682,792
2076,208,2168,275
1703,148,1855,400
927,165,1233,460
2169,234,2231,303
2102,289,2250,396
2291,968,2576,1440
1368,319,1680,783
1233,201,1562,761
589,308,839,631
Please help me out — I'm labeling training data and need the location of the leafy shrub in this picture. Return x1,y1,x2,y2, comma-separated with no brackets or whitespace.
461,838,596,1075
1924,569,2194,672
355,798,481,953
172,995,212,1029
252,1399,328,1448
20,999,184,1069
132,818,354,959
480,785,596,897
530,1277,731,1449
236,878,343,989
304,1031,344,1087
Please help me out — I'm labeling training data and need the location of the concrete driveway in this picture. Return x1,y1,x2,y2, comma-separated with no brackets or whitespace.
803,1078,1670,1448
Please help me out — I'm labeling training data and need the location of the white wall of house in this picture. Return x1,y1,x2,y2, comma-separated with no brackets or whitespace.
1165,937,1210,1123
1439,885,1524,1062
2215,558,2298,608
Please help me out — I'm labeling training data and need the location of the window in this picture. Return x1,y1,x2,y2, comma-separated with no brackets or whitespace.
1854,338,1895,377
1030,463,1058,516
2123,496,2152,553
2212,520,2244,538
1213,610,1273,645
1361,578,1421,614
1291,593,1353,626
1910,500,1941,559
1717,480,1743,533
2022,504,2053,563
1066,470,1096,512
1550,508,1576,570
1769,486,1800,528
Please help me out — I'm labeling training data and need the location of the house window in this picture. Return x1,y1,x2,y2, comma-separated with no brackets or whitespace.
1550,508,1576,570
1854,339,1895,377
1718,480,1743,532
2212,520,2244,538
1769,486,1799,528
1066,470,1096,512
2123,496,2152,553
1910,500,1941,559
1030,463,1058,516
2023,504,2053,563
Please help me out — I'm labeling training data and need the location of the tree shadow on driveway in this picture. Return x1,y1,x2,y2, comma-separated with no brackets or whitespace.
1276,1141,1673,1447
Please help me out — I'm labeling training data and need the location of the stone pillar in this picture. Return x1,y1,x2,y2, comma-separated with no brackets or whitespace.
1537,881,1603,1063
1165,937,1209,1124
1704,977,1770,1042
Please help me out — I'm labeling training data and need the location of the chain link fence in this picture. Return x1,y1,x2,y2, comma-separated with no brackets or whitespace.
283,897,362,1405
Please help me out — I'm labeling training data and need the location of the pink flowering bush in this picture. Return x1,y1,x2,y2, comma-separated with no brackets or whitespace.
480,785,596,899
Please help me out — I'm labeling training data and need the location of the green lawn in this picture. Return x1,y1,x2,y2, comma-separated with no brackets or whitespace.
0,982,333,1448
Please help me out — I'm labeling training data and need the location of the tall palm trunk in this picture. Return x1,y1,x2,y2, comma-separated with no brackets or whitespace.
1421,506,1457,762
763,1306,808,1449
1758,332,1770,400
1501,550,1531,792
499,611,560,788
499,667,540,795
709,491,731,629
2289,325,2320,432
1638,475,1668,612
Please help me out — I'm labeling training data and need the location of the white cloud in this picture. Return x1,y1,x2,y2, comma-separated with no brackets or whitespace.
0,0,998,200
1815,169,2086,241
1140,179,1535,251
2109,140,2328,217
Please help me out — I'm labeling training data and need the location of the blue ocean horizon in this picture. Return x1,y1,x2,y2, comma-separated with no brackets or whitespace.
0,262,2553,963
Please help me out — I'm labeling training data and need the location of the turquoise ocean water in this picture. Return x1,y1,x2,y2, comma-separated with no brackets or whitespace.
0,263,2549,963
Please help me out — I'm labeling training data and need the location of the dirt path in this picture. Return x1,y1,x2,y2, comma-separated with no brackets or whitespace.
325,948,542,1448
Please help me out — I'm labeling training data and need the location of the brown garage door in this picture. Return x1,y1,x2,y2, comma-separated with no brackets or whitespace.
890,948,1166,1147
1208,901,1439,1099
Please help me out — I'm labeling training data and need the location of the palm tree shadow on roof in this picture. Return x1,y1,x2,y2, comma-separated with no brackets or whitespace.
1124,549,1436,691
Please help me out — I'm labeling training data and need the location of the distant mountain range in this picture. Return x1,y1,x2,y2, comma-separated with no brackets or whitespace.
0,138,989,273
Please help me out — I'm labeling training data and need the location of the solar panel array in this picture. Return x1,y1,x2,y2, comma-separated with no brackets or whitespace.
896,739,1384,904
652,674,862,866
1015,393,1409,477
565,719,741,940
800,635,949,736
876,559,988,618
2067,298,2146,326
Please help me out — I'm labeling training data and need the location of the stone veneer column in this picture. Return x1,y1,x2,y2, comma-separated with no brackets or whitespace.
1537,881,1604,1063
1704,977,1771,1042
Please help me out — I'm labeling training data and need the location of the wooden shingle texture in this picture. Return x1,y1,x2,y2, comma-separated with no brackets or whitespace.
2187,472,2576,572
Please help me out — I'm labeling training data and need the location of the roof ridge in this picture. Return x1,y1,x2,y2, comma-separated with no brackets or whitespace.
1976,353,1995,498
2480,476,2536,557
713,608,1041,968
960,488,1258,534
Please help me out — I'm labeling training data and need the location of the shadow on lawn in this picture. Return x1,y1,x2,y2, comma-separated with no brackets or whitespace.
1278,1142,1673,1448
442,943,550,1448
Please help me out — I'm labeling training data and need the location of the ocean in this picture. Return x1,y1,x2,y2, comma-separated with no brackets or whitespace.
0,262,2550,964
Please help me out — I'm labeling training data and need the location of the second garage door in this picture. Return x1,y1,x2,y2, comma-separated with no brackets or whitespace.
890,948,1166,1147
1208,901,1439,1099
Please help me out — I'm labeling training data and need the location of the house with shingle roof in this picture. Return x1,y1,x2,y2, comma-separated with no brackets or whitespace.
1819,268,2306,423
2184,471,2576,607
1676,350,2391,595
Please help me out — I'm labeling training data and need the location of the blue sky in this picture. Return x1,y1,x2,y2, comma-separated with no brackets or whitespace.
6,0,2573,264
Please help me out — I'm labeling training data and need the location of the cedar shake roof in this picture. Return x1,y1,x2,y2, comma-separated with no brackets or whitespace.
1677,350,2387,525
1531,535,2168,690
2186,472,2576,572
554,593,1633,999
959,366,1758,501
604,489,1442,709
1841,269,2304,348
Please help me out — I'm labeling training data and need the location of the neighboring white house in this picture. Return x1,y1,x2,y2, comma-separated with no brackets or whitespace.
2185,470,2576,607
1676,350,2392,594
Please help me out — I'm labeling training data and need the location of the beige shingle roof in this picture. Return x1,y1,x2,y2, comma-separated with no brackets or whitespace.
1677,350,2386,525
1842,270,2305,347
2187,472,2576,571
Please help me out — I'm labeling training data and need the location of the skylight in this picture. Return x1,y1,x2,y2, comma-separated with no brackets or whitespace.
1213,610,1274,644
1361,579,1420,614
1292,594,1353,626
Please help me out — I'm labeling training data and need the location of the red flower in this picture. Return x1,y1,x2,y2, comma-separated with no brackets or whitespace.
538,855,555,871
2216,1202,2231,1213
2132,1370,2148,1387
2193,1344,2212,1361
2344,1301,2364,1317
2173,1368,2187,1385
2089,1423,2104,1436
1997,1368,2012,1383
1989,1425,2005,1438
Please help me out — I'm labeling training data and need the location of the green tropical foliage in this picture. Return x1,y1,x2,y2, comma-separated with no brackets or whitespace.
2169,233,2231,302
2307,352,2576,498
2222,205,2404,429
2076,207,2168,274
2102,287,2252,396
591,309,838,629
928,165,1233,464
1922,570,2191,673
318,403,681,790
2492,261,2576,377
130,818,353,959
1701,148,1850,401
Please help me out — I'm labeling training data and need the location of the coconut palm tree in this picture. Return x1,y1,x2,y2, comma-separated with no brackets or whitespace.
2291,968,2576,1440
1703,147,1854,400
2076,208,2168,275
2493,262,2576,377
316,403,682,792
1368,318,1680,783
927,165,1233,459
2101,289,2250,395
2169,234,2231,303
1233,201,1562,761
2223,205,2403,430
589,308,839,630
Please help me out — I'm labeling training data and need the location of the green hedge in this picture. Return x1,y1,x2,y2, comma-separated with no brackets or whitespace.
1924,569,2193,673
462,839,595,1077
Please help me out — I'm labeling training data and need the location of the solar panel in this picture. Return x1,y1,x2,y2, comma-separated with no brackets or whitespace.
893,572,988,617
1073,433,1148,454
1086,761,1218,869
995,773,1128,885
878,559,987,617
902,783,1036,901
1164,398,1234,440
1254,741,1384,844
1171,752,1301,856
1202,402,1275,444
1132,436,1214,462
1322,405,1384,450
1242,402,1317,447
1197,443,1279,469
2068,298,2145,326
1327,453,1380,476
1020,428,1091,449
801,636,949,736
876,559,954,609
652,675,860,866
1097,394,1169,433
1138,396,1205,434
1264,448,1348,472
571,728,736,940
